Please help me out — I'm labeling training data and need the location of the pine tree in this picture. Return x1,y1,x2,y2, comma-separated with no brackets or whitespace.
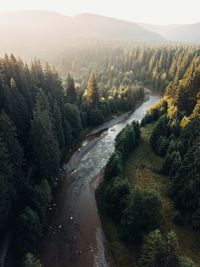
7,78,30,144
15,207,42,254
30,180,52,226
84,72,99,107
53,101,65,149
30,90,60,182
66,74,77,104
0,112,24,184
0,138,15,234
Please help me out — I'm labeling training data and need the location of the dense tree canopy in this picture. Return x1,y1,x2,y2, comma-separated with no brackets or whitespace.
0,54,145,266
1,42,200,266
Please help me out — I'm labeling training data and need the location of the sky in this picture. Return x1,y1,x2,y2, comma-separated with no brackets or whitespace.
0,0,199,25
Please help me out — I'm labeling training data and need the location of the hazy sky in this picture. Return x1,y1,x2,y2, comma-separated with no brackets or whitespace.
0,0,199,25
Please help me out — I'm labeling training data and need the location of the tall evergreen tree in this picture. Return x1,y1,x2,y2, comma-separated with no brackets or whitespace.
53,101,65,149
66,74,77,104
84,72,99,107
30,90,60,182
0,112,24,184
0,138,15,234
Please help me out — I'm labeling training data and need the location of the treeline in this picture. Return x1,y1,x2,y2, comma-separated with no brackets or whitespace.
0,55,73,266
97,120,193,266
56,42,200,95
0,54,144,266
98,121,143,241
141,50,200,233
147,114,200,233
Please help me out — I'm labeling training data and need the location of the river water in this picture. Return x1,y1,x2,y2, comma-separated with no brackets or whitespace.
40,95,160,267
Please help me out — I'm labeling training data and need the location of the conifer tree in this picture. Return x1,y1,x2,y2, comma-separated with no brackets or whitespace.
0,112,24,184
53,101,65,149
66,74,77,104
30,90,60,182
84,72,99,107
0,138,15,234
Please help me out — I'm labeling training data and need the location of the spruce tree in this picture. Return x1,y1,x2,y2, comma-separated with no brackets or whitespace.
53,101,65,149
84,72,99,107
66,74,77,104
0,138,15,234
30,90,60,182
0,112,24,184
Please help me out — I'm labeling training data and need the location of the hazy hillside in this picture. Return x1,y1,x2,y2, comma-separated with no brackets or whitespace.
73,13,165,41
141,22,200,43
0,11,165,59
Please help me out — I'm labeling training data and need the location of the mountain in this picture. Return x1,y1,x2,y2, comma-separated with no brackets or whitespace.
140,23,200,43
0,11,165,59
73,13,165,42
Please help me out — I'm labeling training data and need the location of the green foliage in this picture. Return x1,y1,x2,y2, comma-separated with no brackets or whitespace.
150,115,170,156
15,207,42,254
23,253,43,267
64,103,82,137
149,114,200,233
30,180,52,226
180,257,197,267
53,101,65,149
141,107,164,126
87,108,104,126
105,151,123,179
0,138,15,234
120,189,162,244
139,230,181,267
162,151,181,175
0,112,24,188
132,121,140,140
0,54,146,266
99,120,142,245
30,90,60,182
84,72,99,107
105,177,130,221
172,136,200,231
65,74,77,104
115,124,136,158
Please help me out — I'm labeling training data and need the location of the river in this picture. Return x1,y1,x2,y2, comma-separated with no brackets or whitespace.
39,95,160,267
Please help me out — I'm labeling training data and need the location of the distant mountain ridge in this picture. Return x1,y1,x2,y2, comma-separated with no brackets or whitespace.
72,13,165,41
0,11,165,59
0,10,199,62
140,22,200,43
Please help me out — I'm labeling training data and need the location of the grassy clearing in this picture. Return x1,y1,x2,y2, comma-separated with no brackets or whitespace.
124,124,200,266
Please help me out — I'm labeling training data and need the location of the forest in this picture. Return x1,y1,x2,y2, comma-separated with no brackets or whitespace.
0,42,199,267
0,54,144,266
97,44,200,266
